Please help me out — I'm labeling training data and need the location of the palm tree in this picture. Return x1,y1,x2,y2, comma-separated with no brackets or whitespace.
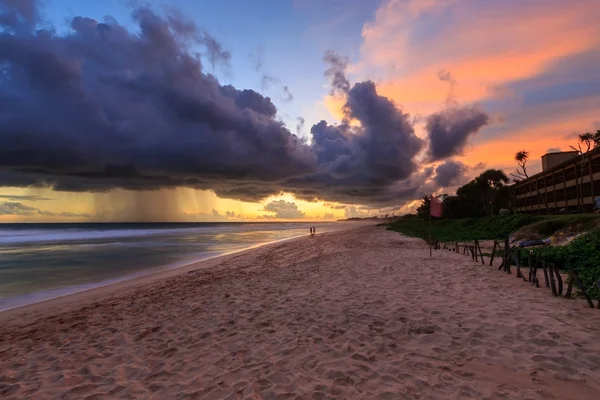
570,133,598,212
512,150,529,180
511,150,544,214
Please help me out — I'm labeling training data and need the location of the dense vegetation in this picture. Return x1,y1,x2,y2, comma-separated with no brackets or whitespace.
533,231,600,299
387,214,542,242
417,169,511,220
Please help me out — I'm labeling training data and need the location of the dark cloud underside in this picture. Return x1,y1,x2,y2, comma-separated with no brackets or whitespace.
0,2,490,208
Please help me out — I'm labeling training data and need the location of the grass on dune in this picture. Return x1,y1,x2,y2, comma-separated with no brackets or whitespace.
385,214,600,242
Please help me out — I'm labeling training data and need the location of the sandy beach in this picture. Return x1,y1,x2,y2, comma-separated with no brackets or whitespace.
1,225,600,399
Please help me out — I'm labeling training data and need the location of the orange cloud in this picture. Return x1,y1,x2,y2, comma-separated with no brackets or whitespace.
458,97,600,173
344,0,600,174
359,0,600,114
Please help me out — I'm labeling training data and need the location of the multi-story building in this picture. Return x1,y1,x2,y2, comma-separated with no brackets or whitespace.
512,149,600,214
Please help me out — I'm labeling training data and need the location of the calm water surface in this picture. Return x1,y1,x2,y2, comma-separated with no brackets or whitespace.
0,222,347,311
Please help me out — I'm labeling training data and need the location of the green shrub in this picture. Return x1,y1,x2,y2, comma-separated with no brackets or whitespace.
387,215,541,242
534,230,600,299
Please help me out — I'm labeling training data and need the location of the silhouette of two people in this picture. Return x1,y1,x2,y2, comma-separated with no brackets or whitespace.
310,226,316,236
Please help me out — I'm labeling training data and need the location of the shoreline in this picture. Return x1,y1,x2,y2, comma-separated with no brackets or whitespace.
0,232,302,314
0,223,372,324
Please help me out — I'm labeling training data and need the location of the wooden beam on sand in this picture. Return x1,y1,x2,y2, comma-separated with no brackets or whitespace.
550,263,563,296
499,237,510,272
573,271,595,308
532,255,540,288
541,260,550,288
514,248,527,281
505,246,513,274
490,240,498,267
527,251,533,282
547,261,558,296
565,273,574,298
475,240,484,265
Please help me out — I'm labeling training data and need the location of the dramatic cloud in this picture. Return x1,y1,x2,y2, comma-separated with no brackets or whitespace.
263,200,305,219
323,212,335,219
0,2,314,196
360,0,600,174
434,160,468,187
288,53,424,205
426,106,489,161
0,201,90,217
0,2,493,211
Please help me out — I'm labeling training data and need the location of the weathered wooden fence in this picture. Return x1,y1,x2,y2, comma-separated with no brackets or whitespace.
433,236,599,309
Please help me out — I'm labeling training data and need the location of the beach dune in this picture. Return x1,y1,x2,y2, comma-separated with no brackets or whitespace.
1,226,600,399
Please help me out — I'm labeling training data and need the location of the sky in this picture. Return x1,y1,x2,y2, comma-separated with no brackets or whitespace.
0,0,599,222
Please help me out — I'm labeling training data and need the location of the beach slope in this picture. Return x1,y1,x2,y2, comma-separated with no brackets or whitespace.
1,226,600,399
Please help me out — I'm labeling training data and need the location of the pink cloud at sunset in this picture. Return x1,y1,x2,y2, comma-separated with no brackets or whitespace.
317,0,600,182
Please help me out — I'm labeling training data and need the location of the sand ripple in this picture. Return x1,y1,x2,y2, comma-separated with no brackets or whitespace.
1,226,600,399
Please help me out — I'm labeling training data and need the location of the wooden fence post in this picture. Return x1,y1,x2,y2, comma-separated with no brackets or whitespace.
514,248,526,281
573,270,595,308
476,240,484,265
490,241,497,267
550,263,563,296
505,246,513,274
565,273,574,298
527,251,532,282
547,261,558,296
532,254,539,288
541,260,550,288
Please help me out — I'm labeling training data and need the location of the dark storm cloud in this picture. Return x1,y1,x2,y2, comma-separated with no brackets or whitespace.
0,2,315,194
0,2,491,209
426,105,489,161
294,75,424,204
0,0,39,29
434,159,468,187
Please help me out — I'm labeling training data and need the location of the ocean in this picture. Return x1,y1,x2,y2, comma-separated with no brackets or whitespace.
0,222,346,311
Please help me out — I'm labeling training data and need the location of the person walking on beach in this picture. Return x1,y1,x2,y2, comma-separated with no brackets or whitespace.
309,226,313,235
